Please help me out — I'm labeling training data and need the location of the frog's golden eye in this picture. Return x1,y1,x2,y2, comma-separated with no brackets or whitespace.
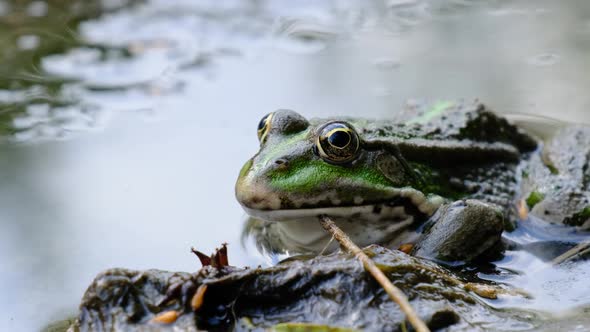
257,112,273,143
316,122,360,164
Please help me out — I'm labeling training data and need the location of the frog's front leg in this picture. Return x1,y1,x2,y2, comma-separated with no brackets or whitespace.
412,200,504,263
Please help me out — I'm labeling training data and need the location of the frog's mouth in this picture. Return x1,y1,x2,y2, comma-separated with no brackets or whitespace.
240,187,445,222
242,203,413,222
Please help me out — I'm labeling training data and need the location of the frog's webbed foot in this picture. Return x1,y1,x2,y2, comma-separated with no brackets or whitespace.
412,200,505,264
241,217,289,255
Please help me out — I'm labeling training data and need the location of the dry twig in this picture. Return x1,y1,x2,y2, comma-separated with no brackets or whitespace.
552,240,590,265
319,215,430,332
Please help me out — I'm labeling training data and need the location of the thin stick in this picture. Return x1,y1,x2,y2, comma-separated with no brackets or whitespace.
319,215,430,332
552,240,590,265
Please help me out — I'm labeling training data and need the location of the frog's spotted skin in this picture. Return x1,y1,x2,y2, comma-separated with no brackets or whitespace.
236,101,542,254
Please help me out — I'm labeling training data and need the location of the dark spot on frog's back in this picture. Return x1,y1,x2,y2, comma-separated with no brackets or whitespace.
459,107,537,152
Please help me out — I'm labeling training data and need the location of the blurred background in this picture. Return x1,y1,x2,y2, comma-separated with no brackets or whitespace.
1,0,590,331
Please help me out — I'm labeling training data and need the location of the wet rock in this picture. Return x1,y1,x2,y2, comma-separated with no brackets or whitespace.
523,126,590,229
70,246,530,332
412,200,504,263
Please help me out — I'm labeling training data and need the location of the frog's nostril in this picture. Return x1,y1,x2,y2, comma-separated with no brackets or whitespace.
274,159,289,169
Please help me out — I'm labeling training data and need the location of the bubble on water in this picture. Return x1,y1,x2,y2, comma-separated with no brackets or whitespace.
102,0,132,10
372,57,400,70
16,35,40,51
273,19,338,54
0,2,10,16
26,1,48,17
528,53,560,67
430,0,480,18
372,86,393,97
11,101,112,143
488,5,548,17
386,0,431,29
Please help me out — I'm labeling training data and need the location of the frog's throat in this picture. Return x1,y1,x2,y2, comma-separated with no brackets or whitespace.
243,188,445,222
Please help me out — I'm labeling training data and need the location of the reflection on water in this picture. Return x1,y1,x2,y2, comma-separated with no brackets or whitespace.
1,0,590,331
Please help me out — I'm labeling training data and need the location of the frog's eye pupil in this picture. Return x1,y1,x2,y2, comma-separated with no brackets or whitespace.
258,114,269,131
328,131,351,148
257,112,274,143
316,122,360,164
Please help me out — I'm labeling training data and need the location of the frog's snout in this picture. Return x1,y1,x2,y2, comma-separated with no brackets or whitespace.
235,178,282,211
235,160,283,211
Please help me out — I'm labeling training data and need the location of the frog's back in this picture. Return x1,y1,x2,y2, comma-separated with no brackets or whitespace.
366,100,538,152
357,101,540,229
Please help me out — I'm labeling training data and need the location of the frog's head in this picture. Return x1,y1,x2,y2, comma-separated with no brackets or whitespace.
235,110,443,222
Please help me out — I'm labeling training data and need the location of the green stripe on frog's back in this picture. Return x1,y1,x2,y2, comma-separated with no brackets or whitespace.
406,101,454,125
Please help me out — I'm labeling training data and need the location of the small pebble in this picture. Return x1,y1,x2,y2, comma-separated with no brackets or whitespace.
191,284,208,311
151,310,179,324
465,283,498,299
528,53,560,66
398,243,414,254
517,199,529,220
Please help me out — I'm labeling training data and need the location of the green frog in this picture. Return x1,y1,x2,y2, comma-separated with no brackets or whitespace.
236,101,590,263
